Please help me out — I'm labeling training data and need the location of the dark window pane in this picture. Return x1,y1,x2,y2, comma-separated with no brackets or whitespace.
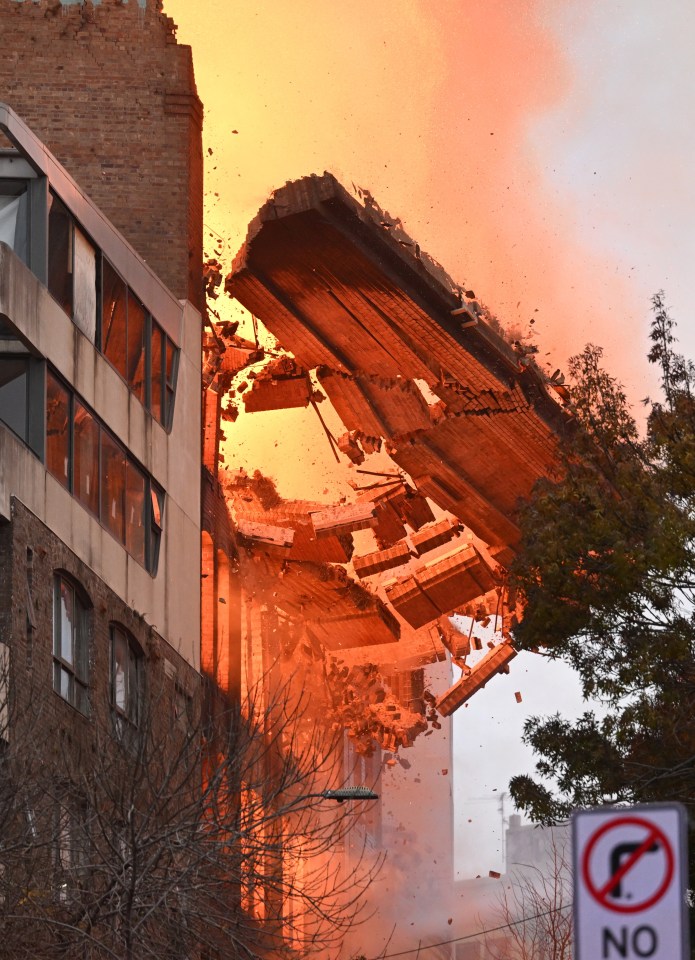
0,181,29,264
149,483,165,575
0,356,28,440
76,603,89,684
48,193,73,317
164,339,178,430
151,484,164,529
73,402,99,516
75,682,89,716
111,626,139,725
100,431,125,542
112,629,128,713
125,461,146,565
53,575,89,715
101,259,127,379
46,372,70,489
126,292,146,403
150,323,164,422
59,667,72,702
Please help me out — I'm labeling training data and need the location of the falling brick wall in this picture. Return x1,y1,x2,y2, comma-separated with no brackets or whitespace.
0,0,203,311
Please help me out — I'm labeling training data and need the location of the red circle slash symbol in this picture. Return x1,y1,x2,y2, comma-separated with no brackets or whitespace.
581,816,674,914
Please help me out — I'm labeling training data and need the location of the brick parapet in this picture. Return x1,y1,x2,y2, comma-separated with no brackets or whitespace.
0,0,204,311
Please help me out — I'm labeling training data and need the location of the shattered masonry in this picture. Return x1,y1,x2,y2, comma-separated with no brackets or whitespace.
436,641,518,717
211,172,571,749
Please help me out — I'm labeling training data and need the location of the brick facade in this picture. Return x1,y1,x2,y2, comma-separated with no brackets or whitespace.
0,0,203,311
0,498,200,748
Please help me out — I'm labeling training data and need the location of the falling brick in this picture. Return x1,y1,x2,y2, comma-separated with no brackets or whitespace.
357,481,409,548
514,691,523,703
353,541,412,579
386,545,498,629
436,616,470,658
385,577,441,630
435,641,518,716
336,432,365,465
311,502,378,538
489,870,501,880
236,518,294,557
243,372,311,412
411,517,461,557
401,490,435,530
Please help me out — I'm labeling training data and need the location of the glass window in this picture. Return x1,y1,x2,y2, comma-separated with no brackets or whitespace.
73,401,99,516
150,322,164,423
126,291,146,403
0,356,28,440
101,258,128,380
100,431,125,542
174,685,192,729
54,797,89,901
110,625,140,728
53,575,89,714
149,483,165,575
73,226,97,343
45,372,166,573
46,372,71,489
48,193,74,317
125,461,146,565
0,180,28,264
164,337,178,430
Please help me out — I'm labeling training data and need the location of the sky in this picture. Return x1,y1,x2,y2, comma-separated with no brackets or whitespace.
165,0,695,403
163,0,693,886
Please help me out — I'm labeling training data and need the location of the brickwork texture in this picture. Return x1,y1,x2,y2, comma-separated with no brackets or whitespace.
0,0,203,311
1,499,200,759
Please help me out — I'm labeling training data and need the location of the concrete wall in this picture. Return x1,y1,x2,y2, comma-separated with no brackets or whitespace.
0,0,203,311
0,243,201,668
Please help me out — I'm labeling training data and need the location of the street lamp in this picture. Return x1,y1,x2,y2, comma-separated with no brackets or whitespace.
277,785,379,817
319,787,379,803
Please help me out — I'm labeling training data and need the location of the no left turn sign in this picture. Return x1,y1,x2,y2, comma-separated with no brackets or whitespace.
582,815,674,914
573,804,689,959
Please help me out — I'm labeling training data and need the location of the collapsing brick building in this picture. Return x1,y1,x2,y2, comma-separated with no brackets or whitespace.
214,172,571,730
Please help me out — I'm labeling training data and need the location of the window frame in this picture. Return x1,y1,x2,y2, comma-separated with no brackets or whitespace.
0,353,30,442
47,190,75,319
99,255,179,431
109,624,142,732
173,683,193,731
42,188,180,431
0,178,30,266
53,793,90,902
0,348,45,458
52,574,90,715
46,369,165,575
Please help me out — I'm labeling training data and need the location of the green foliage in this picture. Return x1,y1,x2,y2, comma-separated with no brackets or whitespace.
509,294,695,826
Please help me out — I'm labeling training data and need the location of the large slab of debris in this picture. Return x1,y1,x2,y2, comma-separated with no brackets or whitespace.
227,173,571,552
385,545,499,629
219,174,573,730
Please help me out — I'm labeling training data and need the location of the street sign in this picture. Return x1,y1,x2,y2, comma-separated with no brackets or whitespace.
572,803,690,959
